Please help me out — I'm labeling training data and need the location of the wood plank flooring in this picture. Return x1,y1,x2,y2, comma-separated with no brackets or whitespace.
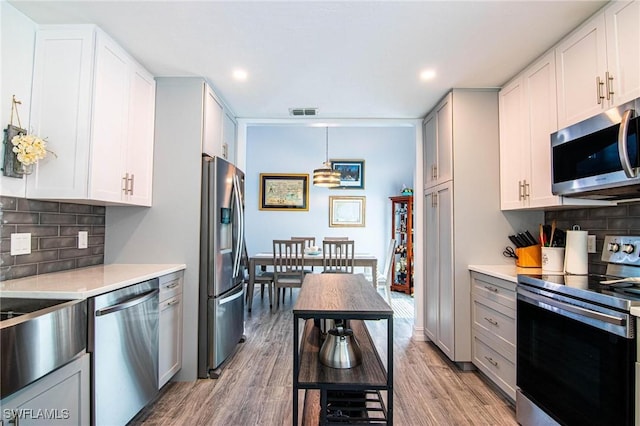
129,288,516,425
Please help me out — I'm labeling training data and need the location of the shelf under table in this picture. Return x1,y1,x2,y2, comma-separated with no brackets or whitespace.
298,319,387,388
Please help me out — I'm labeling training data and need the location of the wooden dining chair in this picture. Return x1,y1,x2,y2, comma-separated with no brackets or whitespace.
272,239,306,306
322,239,355,273
324,237,349,241
291,236,317,274
243,245,274,308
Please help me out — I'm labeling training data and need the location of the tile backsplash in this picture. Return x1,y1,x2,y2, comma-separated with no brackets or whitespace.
545,201,640,274
1,196,105,281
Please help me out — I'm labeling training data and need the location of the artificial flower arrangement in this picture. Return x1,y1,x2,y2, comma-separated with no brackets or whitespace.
11,132,48,166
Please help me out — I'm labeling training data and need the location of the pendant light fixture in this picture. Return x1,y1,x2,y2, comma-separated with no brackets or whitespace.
313,126,341,187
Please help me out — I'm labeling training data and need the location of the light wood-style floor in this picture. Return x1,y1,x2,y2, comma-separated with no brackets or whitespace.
130,288,517,425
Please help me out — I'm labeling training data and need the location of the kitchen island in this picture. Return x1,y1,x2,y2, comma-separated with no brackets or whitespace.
293,273,393,425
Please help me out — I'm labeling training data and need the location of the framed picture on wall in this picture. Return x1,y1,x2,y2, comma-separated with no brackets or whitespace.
329,196,365,227
330,159,365,189
259,173,309,211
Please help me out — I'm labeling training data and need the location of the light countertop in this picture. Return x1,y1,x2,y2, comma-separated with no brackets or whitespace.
631,307,640,317
0,264,186,299
468,264,543,283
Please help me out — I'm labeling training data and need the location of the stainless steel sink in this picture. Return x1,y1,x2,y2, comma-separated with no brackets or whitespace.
0,297,87,398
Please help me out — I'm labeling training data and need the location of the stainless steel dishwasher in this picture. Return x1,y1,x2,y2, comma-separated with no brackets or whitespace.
88,278,159,426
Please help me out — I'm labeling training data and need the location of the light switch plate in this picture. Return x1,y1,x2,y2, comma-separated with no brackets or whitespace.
10,233,31,256
587,235,597,253
78,231,88,249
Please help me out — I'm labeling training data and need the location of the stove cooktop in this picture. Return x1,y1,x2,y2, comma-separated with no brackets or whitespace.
518,273,640,312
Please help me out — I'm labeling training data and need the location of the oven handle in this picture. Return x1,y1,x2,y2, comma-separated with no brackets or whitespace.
618,108,636,178
518,288,625,326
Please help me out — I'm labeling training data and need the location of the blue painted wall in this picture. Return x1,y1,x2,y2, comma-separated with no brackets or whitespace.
244,124,415,275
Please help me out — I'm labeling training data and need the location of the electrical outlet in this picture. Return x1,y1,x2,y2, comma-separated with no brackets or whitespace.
78,231,88,249
10,233,31,255
587,234,597,253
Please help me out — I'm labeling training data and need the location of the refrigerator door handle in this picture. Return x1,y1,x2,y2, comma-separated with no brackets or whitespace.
232,174,244,279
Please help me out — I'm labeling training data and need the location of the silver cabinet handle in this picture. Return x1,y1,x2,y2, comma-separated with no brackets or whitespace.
484,285,499,293
122,173,129,194
484,317,498,326
164,281,179,289
523,180,530,199
127,173,135,195
596,76,605,104
484,356,498,367
606,71,614,100
167,299,180,307
618,108,636,178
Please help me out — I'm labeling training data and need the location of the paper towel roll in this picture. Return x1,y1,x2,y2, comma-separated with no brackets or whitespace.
564,227,588,275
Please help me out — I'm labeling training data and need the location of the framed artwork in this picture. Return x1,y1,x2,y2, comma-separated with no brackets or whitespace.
331,159,365,189
329,196,366,227
259,173,309,211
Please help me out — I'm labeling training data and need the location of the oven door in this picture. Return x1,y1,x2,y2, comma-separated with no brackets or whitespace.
517,288,635,426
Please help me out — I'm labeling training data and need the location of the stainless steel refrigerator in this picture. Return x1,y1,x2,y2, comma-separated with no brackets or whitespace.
197,155,246,378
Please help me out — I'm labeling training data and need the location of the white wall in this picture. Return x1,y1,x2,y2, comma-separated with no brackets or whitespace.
0,1,36,196
244,124,415,274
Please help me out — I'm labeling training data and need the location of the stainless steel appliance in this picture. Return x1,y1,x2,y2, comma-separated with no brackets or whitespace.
89,279,159,426
0,298,86,398
516,235,640,426
197,155,246,378
551,97,640,200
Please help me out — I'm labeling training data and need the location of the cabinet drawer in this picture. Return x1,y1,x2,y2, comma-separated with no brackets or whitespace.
472,296,516,349
159,271,184,301
473,335,516,401
471,272,516,309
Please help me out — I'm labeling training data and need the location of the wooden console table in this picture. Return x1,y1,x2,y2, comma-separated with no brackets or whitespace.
292,273,393,425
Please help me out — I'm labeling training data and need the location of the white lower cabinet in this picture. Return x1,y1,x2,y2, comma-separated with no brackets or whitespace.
0,353,90,425
158,271,184,388
470,272,516,401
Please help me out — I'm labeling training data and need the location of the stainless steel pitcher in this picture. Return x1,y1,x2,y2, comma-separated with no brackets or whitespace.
318,325,362,369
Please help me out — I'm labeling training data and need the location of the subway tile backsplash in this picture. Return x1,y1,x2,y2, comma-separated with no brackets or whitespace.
545,201,640,275
0,196,105,281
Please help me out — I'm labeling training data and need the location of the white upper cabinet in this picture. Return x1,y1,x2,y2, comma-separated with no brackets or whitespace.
223,110,237,163
202,85,224,158
27,25,155,206
498,76,528,210
500,50,614,210
423,92,452,189
556,1,640,128
604,0,640,106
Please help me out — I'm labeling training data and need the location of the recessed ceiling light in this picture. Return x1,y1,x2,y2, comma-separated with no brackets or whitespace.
232,69,248,81
420,69,436,81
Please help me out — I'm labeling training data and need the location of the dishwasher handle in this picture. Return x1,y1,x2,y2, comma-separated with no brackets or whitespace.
95,289,159,317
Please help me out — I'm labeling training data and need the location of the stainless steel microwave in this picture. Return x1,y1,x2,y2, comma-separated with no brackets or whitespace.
551,97,640,200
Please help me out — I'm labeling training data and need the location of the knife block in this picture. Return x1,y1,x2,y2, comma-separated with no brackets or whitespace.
515,245,542,268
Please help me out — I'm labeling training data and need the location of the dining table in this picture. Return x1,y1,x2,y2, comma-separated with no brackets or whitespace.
246,252,378,311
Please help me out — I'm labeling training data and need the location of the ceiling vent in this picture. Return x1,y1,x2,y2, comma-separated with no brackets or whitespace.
289,107,318,117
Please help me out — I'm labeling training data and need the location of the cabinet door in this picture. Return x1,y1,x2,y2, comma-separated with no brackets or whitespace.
125,65,156,206
90,34,130,203
435,94,453,185
525,51,561,208
223,111,237,163
423,112,437,189
159,293,183,388
424,190,438,341
556,13,608,128
0,354,90,426
435,183,454,359
605,0,640,106
499,77,527,210
28,28,95,199
203,85,224,157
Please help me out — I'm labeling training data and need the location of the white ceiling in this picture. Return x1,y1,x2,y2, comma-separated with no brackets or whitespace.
9,0,608,120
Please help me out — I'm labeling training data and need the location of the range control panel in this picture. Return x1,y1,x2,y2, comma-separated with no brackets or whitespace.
602,235,640,266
